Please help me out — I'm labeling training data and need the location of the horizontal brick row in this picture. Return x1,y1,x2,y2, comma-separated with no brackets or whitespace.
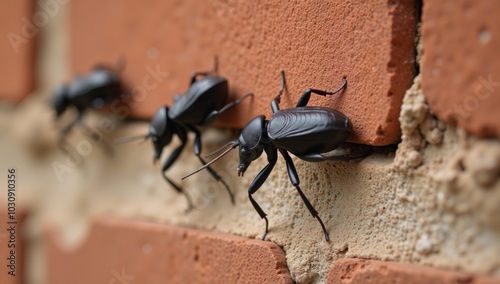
0,0,36,102
70,0,418,145
45,217,500,283
328,258,500,284
46,217,293,284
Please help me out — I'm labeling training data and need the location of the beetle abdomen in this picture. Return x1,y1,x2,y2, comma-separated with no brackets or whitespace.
267,107,352,155
68,69,121,108
169,76,228,124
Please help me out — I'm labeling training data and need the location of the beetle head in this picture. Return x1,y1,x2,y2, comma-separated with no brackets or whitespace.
237,115,266,176
52,84,69,119
149,106,174,162
180,115,268,181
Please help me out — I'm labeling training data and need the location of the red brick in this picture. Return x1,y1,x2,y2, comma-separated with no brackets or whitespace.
45,217,293,284
422,0,500,138
70,0,417,145
327,259,500,284
0,0,37,102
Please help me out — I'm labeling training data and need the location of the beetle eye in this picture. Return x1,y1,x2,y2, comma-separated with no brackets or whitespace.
240,147,251,159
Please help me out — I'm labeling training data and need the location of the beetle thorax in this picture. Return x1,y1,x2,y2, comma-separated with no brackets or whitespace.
149,106,175,160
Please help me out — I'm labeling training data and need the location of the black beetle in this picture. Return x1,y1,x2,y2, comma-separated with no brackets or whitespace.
53,60,124,154
116,57,252,211
183,70,366,241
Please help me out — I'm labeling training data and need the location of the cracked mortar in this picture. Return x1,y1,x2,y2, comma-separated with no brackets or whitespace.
1,17,500,284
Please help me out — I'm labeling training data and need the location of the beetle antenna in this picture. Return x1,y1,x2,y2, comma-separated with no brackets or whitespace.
137,135,150,145
114,134,150,145
182,141,239,180
211,55,219,75
205,141,236,158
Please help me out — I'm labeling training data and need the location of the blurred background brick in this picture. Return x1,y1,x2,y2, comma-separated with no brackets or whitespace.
422,0,500,138
327,259,500,284
0,0,37,103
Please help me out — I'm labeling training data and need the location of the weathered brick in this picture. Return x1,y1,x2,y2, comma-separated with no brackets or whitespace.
327,258,500,284
70,0,417,145
0,0,37,102
46,217,293,284
422,0,500,138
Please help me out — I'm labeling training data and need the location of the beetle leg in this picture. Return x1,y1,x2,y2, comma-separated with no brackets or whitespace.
172,93,181,101
295,153,353,162
216,93,253,114
247,146,277,240
57,112,83,152
200,93,253,126
56,112,85,166
271,70,286,113
278,149,330,242
187,125,235,204
296,148,372,162
189,71,212,85
295,77,347,107
189,56,219,85
161,128,194,212
57,113,81,143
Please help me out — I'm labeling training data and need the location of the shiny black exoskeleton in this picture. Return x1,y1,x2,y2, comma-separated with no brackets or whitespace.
53,63,123,154
183,70,361,241
118,57,251,211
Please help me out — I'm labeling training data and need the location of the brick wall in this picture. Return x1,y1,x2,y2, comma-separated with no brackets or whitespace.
0,0,36,102
1,0,500,283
